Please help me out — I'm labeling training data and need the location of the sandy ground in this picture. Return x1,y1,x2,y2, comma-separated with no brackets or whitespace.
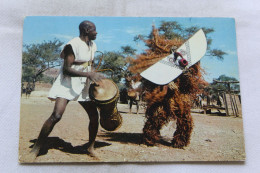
19,91,245,163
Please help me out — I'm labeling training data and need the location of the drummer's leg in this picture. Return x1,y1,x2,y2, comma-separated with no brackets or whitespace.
136,92,140,114
79,101,99,156
136,100,139,114
31,97,69,156
129,98,133,114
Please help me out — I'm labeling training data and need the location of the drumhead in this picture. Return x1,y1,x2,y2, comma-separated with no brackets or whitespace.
89,79,118,101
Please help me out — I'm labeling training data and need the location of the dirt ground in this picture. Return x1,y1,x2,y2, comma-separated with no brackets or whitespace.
19,91,245,163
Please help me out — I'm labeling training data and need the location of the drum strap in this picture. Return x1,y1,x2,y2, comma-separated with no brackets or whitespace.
73,61,93,67
81,61,93,68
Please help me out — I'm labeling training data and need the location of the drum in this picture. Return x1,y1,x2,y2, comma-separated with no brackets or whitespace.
89,79,122,131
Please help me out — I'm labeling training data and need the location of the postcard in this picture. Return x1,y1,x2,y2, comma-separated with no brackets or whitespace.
19,16,245,163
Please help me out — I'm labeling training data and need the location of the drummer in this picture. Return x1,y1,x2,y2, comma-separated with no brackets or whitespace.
30,20,104,158
128,79,142,114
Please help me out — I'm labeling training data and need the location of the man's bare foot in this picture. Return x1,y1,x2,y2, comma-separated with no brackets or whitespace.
87,147,97,158
30,145,40,158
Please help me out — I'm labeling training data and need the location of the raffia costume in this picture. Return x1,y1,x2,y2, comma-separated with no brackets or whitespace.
129,27,207,148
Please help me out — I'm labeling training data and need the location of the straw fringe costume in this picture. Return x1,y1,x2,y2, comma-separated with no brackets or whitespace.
129,27,207,148
48,37,97,101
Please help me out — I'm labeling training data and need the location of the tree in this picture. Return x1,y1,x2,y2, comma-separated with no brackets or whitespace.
134,21,227,60
120,45,137,78
158,21,183,39
208,75,240,100
93,45,137,89
22,39,63,89
121,45,137,56
213,75,239,91
95,51,127,85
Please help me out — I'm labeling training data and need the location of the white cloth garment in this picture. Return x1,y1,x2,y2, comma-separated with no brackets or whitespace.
48,37,97,101
131,80,142,90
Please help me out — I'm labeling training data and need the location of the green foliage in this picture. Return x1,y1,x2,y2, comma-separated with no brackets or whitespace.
22,39,63,86
208,49,227,60
201,27,215,35
208,75,240,100
121,46,137,56
41,75,55,84
185,26,199,37
22,66,37,83
134,34,146,43
94,45,137,86
216,74,238,82
95,51,128,84
158,21,183,39
213,75,240,91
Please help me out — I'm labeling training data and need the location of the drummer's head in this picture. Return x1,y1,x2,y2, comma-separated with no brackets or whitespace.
79,20,97,40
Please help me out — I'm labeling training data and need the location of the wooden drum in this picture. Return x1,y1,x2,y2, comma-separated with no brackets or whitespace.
89,79,122,131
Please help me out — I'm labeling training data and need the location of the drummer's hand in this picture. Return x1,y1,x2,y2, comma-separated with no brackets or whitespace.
87,72,105,83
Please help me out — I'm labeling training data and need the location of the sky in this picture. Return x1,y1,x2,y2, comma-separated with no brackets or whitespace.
23,16,240,82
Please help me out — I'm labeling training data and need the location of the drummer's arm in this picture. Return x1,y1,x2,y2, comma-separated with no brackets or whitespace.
63,45,104,82
63,45,88,77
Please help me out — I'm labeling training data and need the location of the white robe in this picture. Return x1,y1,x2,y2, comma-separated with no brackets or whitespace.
48,37,97,101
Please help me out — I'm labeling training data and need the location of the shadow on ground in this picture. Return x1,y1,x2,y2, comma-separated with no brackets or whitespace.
30,132,174,156
29,137,111,156
98,132,173,147
98,132,143,145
